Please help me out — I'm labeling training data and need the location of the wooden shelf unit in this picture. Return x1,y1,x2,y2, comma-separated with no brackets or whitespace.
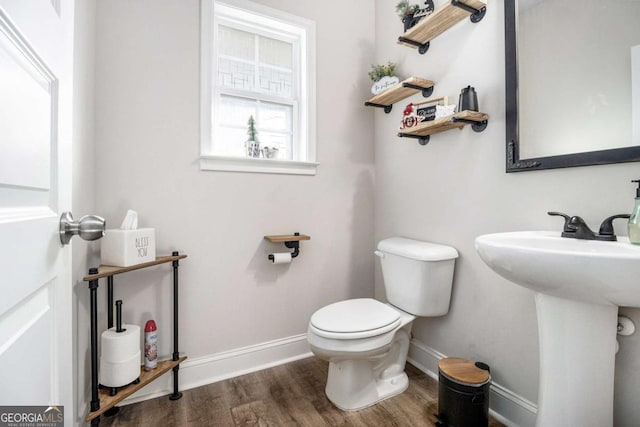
364,77,435,113
398,0,487,54
397,110,489,145
83,255,187,281
83,253,187,425
86,357,187,422
264,234,310,243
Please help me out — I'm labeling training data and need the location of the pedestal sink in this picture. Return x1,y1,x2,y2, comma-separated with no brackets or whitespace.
475,231,640,427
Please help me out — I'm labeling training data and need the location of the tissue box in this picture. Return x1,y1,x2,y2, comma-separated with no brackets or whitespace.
101,228,156,267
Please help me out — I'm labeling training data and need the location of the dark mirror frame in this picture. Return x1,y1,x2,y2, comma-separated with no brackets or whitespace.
505,0,640,172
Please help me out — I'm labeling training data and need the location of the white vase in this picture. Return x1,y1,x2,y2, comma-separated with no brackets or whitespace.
245,140,260,158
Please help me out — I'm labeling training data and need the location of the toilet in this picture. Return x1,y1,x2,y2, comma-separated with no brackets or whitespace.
307,237,458,411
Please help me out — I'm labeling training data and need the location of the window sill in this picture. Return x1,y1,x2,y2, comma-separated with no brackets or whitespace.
200,155,318,175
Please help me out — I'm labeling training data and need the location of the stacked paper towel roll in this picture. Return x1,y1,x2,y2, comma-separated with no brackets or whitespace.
100,324,141,387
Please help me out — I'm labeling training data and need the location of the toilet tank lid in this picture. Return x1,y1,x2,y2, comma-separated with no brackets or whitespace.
377,237,459,261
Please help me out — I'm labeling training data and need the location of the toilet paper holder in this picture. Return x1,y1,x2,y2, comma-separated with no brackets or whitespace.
264,232,311,261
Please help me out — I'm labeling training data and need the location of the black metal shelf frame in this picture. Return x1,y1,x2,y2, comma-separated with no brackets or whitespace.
87,251,183,426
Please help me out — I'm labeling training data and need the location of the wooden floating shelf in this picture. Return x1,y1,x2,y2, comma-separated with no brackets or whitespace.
83,255,187,281
86,356,187,422
365,77,435,113
398,110,489,145
264,234,311,243
398,0,487,54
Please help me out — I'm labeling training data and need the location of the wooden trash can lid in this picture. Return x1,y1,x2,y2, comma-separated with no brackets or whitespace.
438,357,490,385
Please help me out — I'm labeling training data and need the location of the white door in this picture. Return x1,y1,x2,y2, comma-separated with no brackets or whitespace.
0,0,74,423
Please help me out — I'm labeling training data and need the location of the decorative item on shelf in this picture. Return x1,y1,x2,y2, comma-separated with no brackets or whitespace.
368,61,400,95
435,104,457,119
458,85,478,111
400,103,426,129
245,115,260,158
264,232,311,264
144,319,158,371
101,210,156,267
403,96,451,125
396,0,434,32
397,92,488,146
261,146,279,159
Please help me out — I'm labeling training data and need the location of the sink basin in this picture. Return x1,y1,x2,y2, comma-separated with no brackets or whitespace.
475,231,640,427
475,231,640,306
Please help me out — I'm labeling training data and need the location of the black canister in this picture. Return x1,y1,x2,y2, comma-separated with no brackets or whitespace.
458,86,479,112
437,358,491,427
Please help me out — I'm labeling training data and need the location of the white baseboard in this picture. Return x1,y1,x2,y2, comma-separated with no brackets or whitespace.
408,339,538,427
121,333,312,405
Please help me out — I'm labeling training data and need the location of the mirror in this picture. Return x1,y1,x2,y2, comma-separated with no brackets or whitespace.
505,0,640,172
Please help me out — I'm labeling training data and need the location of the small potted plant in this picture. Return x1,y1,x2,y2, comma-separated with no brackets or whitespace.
396,0,421,31
369,61,400,95
245,115,260,158
396,1,434,32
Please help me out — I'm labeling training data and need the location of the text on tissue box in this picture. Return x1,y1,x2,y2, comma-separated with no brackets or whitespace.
101,228,156,267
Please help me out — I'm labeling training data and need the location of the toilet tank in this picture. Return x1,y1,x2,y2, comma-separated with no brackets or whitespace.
377,237,458,316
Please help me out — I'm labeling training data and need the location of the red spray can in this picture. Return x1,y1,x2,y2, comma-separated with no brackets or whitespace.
144,320,158,371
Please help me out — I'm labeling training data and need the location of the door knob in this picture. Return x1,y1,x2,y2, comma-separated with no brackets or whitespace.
59,212,106,245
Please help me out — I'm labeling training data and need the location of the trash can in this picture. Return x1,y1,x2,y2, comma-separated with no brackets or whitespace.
436,357,491,427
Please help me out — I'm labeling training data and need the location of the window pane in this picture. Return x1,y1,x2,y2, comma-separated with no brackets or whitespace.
218,25,254,60
258,101,292,132
214,126,247,157
258,66,292,97
259,36,292,68
215,96,294,159
219,95,257,128
218,58,255,91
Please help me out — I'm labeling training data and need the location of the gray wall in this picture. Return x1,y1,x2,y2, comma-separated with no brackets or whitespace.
93,0,374,369
374,0,640,425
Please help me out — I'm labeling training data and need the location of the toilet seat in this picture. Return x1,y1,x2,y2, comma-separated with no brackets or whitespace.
310,298,401,340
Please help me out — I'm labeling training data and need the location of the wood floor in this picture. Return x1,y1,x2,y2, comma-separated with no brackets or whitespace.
99,357,505,426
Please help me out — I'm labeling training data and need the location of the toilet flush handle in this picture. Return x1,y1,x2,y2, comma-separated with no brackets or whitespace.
374,250,385,259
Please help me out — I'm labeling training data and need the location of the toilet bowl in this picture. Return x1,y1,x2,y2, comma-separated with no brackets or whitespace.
307,237,458,411
307,298,416,410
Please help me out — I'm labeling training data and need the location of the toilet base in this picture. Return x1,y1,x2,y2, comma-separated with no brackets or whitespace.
323,326,412,411
325,359,409,411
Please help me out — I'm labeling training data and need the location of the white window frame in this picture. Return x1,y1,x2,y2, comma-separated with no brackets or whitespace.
200,0,317,175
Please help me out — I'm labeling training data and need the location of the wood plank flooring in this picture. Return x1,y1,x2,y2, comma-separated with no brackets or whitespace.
99,357,505,426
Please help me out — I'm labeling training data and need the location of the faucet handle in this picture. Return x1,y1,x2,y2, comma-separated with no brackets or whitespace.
596,214,631,241
548,212,572,232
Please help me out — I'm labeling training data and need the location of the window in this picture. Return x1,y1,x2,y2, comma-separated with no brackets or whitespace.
200,0,317,175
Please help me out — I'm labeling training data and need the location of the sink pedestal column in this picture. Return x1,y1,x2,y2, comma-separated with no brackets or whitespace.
535,293,618,427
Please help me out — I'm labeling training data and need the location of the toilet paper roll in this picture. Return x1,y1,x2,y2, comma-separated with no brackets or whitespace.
270,252,292,264
101,324,140,362
100,351,141,387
